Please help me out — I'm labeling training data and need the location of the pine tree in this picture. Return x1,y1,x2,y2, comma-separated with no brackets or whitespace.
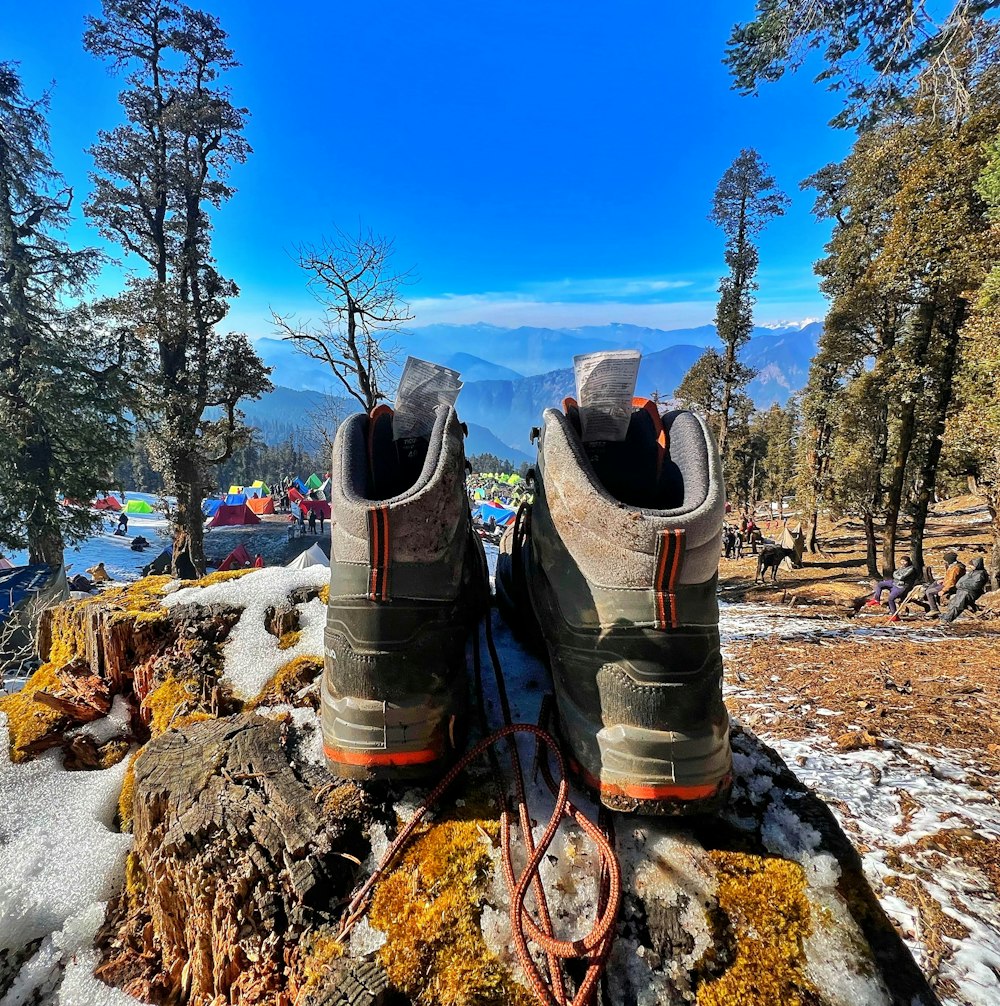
0,62,132,567
708,148,787,452
85,1,272,576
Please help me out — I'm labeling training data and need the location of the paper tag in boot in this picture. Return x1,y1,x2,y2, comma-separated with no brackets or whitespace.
393,357,463,441
573,350,641,443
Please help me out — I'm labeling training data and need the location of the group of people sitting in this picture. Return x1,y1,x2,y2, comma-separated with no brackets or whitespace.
868,552,992,623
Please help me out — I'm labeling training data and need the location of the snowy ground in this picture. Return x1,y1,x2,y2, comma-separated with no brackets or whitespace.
0,553,989,1004
3,493,171,583
720,606,1000,1006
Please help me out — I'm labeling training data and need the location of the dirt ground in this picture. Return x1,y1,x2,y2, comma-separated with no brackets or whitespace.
720,495,998,614
721,496,1000,1004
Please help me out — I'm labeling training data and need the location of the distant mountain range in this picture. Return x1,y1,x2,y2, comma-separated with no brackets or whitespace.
249,320,823,460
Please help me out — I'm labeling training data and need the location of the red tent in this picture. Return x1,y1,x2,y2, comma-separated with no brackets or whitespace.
217,543,253,571
287,486,305,503
297,500,331,519
207,503,261,527
94,495,123,511
247,496,276,515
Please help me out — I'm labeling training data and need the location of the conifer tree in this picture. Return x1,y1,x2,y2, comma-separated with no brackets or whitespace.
85,0,271,576
0,62,132,567
683,149,787,453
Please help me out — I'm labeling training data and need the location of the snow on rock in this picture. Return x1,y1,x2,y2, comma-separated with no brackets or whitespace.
0,715,134,1004
161,565,328,699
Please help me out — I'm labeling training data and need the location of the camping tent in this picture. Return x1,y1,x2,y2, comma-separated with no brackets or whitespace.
124,499,154,514
228,485,244,494
778,522,806,570
207,504,260,528
285,543,329,570
247,496,275,515
217,543,253,571
202,498,223,517
94,495,123,511
251,480,270,496
287,486,305,503
0,557,13,571
244,486,263,499
0,564,68,669
473,502,516,526
293,478,309,495
297,499,331,520
225,493,248,506
305,473,323,490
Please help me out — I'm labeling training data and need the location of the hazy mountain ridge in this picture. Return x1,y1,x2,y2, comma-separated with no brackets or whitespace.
248,321,823,456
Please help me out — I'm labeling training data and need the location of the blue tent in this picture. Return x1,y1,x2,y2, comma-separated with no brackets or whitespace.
473,503,516,525
225,493,248,506
244,486,263,499
0,564,67,665
202,499,223,517
293,478,309,496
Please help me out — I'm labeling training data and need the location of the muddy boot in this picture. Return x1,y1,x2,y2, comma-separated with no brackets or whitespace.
322,404,487,780
498,399,732,815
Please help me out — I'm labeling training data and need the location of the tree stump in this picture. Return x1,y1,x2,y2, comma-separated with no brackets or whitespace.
97,714,370,1006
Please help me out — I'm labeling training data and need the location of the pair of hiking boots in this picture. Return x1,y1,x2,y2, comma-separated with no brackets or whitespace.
321,397,732,815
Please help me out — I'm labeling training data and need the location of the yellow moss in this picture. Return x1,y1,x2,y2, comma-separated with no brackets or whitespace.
295,927,345,999
0,662,67,761
123,849,147,912
182,568,257,588
143,675,214,737
697,852,817,1006
277,629,301,650
318,584,330,604
249,655,322,709
369,813,532,1006
117,748,143,831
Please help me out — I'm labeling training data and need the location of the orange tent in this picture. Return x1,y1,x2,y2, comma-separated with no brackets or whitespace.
247,496,275,515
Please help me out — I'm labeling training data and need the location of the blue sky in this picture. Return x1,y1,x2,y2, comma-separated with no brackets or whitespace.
6,2,851,335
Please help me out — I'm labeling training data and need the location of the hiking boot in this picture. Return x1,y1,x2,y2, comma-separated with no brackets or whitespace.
498,399,731,815
322,404,487,780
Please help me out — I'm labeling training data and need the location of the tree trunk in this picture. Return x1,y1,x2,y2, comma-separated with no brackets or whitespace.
97,714,370,1006
908,306,965,572
864,512,880,579
882,301,936,576
988,493,1000,591
807,508,820,554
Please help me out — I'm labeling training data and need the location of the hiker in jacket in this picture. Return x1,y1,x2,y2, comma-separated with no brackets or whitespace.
868,556,918,615
940,558,991,623
924,552,964,613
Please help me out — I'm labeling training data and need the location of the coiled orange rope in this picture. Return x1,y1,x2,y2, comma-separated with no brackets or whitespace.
337,539,622,1005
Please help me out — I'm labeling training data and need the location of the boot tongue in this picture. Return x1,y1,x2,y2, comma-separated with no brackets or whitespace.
366,405,430,500
566,397,674,509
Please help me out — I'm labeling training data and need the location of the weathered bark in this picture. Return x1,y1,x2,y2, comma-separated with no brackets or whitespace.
97,714,370,1006
882,301,936,575
908,306,965,571
864,512,880,579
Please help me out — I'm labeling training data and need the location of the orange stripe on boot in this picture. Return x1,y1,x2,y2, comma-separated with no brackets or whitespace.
324,745,441,767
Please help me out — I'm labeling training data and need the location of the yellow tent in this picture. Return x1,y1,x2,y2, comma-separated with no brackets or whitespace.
228,485,244,494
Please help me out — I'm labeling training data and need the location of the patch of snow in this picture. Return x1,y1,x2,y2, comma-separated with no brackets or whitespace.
161,566,328,699
0,715,133,1002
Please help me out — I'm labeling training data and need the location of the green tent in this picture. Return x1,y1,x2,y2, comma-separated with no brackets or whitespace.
306,473,323,490
251,479,270,495
124,499,154,514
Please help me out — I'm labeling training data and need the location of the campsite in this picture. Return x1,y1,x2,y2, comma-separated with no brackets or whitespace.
4,3,1000,1006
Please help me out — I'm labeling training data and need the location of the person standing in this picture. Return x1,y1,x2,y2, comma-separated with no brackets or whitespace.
308,508,317,535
